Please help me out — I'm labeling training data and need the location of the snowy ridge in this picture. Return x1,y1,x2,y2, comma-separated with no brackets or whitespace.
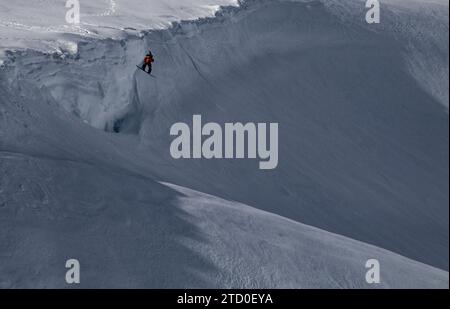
0,0,449,287
165,182,448,288
0,0,239,55
0,90,447,287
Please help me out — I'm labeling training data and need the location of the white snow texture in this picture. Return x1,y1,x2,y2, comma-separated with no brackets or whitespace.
0,0,448,288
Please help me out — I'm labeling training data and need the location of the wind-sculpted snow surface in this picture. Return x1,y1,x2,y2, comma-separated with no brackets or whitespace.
164,183,448,288
0,79,447,287
0,0,449,287
0,0,238,54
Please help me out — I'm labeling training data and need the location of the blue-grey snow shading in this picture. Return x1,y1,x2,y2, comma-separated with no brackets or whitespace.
0,0,448,288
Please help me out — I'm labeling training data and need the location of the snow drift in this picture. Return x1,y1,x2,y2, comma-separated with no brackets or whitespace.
0,0,448,287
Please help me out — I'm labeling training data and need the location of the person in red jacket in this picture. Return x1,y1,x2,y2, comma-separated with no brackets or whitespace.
142,51,154,74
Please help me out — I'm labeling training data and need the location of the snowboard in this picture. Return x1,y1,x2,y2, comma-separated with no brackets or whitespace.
136,65,156,78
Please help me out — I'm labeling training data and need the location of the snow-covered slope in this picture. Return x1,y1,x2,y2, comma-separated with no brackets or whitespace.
165,183,447,288
0,0,448,287
0,0,238,54
0,94,447,287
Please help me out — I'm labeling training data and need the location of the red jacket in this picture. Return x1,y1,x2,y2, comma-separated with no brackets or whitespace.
144,55,153,65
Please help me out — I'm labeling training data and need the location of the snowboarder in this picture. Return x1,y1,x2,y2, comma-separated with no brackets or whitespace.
141,51,154,74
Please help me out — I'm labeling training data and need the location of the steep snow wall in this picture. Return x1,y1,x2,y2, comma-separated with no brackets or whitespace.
1,77,447,288
1,0,448,277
